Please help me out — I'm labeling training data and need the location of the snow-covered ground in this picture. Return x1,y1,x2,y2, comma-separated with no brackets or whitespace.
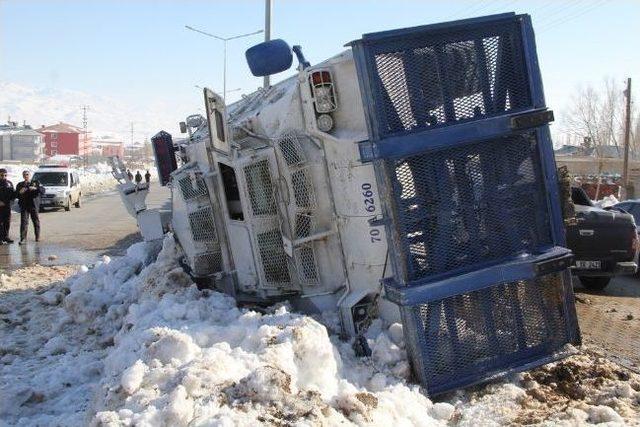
2,162,157,199
1,236,638,426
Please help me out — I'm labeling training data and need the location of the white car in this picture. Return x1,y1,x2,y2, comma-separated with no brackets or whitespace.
32,166,82,211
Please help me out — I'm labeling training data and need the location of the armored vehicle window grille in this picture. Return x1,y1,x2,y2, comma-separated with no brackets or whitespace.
278,133,306,167
367,22,530,137
244,160,277,216
401,272,570,394
294,245,319,285
291,169,316,210
188,207,218,242
192,251,223,276
178,175,208,200
257,229,291,285
295,212,314,239
388,131,551,281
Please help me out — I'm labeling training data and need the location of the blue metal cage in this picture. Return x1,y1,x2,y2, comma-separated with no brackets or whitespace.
349,13,580,395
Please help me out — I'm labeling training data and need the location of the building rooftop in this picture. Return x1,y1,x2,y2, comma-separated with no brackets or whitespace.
39,122,86,134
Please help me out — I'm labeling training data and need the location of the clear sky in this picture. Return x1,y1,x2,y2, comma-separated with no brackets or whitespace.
1,0,639,140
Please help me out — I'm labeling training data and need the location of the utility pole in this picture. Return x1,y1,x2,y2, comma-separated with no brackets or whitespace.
622,78,632,199
263,0,272,89
130,122,134,165
81,105,89,169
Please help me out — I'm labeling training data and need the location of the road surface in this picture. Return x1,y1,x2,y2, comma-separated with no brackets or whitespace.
0,185,169,270
573,274,640,370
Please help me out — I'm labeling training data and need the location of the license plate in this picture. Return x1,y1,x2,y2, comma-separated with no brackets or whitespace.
575,260,601,269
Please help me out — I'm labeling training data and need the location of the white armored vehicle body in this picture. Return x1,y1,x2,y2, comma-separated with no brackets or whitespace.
173,48,395,337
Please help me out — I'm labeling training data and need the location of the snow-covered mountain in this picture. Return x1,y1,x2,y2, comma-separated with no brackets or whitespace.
0,81,192,140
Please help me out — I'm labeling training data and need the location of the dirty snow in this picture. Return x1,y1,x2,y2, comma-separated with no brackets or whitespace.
1,236,639,426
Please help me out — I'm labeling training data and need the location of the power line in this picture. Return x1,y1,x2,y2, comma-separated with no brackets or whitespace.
538,0,610,32
530,0,582,22
81,105,90,169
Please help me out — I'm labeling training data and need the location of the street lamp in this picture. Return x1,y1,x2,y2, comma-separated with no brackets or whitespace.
185,25,263,103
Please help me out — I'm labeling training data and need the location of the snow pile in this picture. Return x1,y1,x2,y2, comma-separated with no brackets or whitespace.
79,168,117,196
595,194,620,208
2,236,639,426
4,164,36,184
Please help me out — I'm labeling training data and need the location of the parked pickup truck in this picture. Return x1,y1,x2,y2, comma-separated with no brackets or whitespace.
566,187,639,290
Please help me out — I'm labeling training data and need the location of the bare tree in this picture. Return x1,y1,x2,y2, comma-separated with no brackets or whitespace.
563,77,626,151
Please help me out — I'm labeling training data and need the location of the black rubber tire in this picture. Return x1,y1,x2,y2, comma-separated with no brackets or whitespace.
75,194,81,208
579,276,611,291
65,196,71,211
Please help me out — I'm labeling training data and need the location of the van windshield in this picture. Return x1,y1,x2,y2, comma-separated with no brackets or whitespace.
33,172,68,186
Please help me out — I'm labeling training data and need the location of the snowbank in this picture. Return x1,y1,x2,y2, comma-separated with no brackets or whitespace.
1,163,116,196
595,194,620,209
1,237,639,426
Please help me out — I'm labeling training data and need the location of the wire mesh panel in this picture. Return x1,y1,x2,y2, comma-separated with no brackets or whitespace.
389,131,552,281
278,132,306,167
244,160,277,216
294,244,320,285
172,166,225,277
351,13,579,395
188,207,218,243
192,251,223,276
178,174,209,200
256,228,292,286
400,272,574,395
361,18,531,139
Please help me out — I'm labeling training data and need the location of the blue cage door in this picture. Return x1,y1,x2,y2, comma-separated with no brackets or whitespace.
349,13,580,395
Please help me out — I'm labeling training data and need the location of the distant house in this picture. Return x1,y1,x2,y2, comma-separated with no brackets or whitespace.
0,121,45,163
554,145,584,156
93,136,125,158
38,122,92,157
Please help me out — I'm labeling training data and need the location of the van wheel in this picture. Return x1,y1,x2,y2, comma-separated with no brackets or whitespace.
65,196,71,211
75,194,82,208
579,276,611,291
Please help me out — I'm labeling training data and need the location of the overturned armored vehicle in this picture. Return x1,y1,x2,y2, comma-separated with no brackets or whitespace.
127,13,581,395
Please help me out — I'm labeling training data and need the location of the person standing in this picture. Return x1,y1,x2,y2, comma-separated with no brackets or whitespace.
144,170,151,185
16,170,44,245
126,169,133,181
0,168,15,244
134,170,142,185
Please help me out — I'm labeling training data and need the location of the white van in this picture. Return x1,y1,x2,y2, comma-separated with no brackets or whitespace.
32,166,82,211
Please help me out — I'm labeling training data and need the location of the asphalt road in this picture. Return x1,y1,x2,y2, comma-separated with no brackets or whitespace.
0,185,169,270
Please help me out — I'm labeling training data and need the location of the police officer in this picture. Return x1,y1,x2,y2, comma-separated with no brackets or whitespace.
16,170,44,244
0,168,15,244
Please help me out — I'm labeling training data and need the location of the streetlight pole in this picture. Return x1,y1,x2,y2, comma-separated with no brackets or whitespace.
185,25,263,103
264,0,272,89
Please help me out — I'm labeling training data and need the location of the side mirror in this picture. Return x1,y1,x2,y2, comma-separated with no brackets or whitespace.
179,122,187,134
245,39,293,77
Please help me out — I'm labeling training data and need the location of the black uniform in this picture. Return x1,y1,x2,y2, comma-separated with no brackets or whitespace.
0,178,15,242
144,171,151,184
135,171,142,184
16,180,45,242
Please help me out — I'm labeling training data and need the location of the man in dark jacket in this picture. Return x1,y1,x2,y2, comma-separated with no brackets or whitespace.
144,170,151,185
0,168,15,244
16,170,45,244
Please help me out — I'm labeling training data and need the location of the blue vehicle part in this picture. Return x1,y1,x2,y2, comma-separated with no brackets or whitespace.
245,39,293,77
349,13,580,395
